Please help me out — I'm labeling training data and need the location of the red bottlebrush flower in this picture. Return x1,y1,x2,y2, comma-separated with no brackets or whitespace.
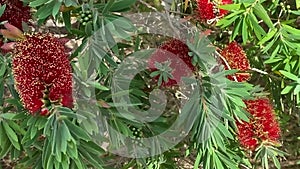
12,33,73,115
236,98,281,150
0,0,31,30
220,41,251,82
148,39,195,87
197,0,232,21
197,0,215,21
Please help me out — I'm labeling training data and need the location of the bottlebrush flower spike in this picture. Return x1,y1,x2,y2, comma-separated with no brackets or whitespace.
11,32,73,115
0,0,31,30
197,0,215,21
197,0,232,22
148,39,195,87
220,41,251,82
236,98,281,151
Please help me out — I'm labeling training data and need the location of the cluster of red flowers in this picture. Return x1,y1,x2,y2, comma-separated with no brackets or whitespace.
220,41,251,82
0,0,31,30
148,39,195,87
197,0,232,21
220,41,281,150
12,33,73,115
236,99,281,150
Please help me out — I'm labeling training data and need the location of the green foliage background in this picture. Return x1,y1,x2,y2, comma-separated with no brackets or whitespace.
0,0,299,168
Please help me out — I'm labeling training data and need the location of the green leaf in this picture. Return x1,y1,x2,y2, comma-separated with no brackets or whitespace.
294,85,300,95
242,16,248,44
217,123,234,139
231,18,242,41
279,70,298,81
0,113,16,120
218,4,241,10
282,24,300,35
217,15,240,28
102,0,115,15
62,11,71,32
64,119,91,141
258,28,277,45
0,63,6,77
36,2,54,19
60,121,72,154
281,85,294,94
52,1,62,18
0,4,6,17
2,122,20,150
253,3,274,28
297,0,300,9
30,0,52,7
79,147,103,169
110,0,137,12
80,141,105,155
87,81,110,91
194,152,202,169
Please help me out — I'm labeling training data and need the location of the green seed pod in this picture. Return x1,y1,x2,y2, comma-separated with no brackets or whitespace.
88,14,92,18
84,17,89,21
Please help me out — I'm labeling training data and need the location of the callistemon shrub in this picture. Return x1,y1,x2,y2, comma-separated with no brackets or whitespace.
0,0,31,30
148,39,195,87
220,41,251,82
12,33,73,115
236,98,281,151
197,0,232,21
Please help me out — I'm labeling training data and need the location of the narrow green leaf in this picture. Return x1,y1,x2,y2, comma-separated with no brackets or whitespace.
217,123,234,139
258,28,277,45
0,113,16,120
218,4,241,10
110,0,137,12
64,119,90,141
281,85,294,94
102,0,115,14
242,16,248,44
52,1,62,18
253,3,274,28
30,0,51,7
0,4,6,17
279,70,298,81
87,81,109,91
2,122,20,150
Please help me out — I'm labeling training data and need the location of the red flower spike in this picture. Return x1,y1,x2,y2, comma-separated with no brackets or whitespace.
197,0,232,21
148,39,195,87
220,41,251,82
197,0,216,21
12,33,73,115
0,0,31,30
236,98,281,151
